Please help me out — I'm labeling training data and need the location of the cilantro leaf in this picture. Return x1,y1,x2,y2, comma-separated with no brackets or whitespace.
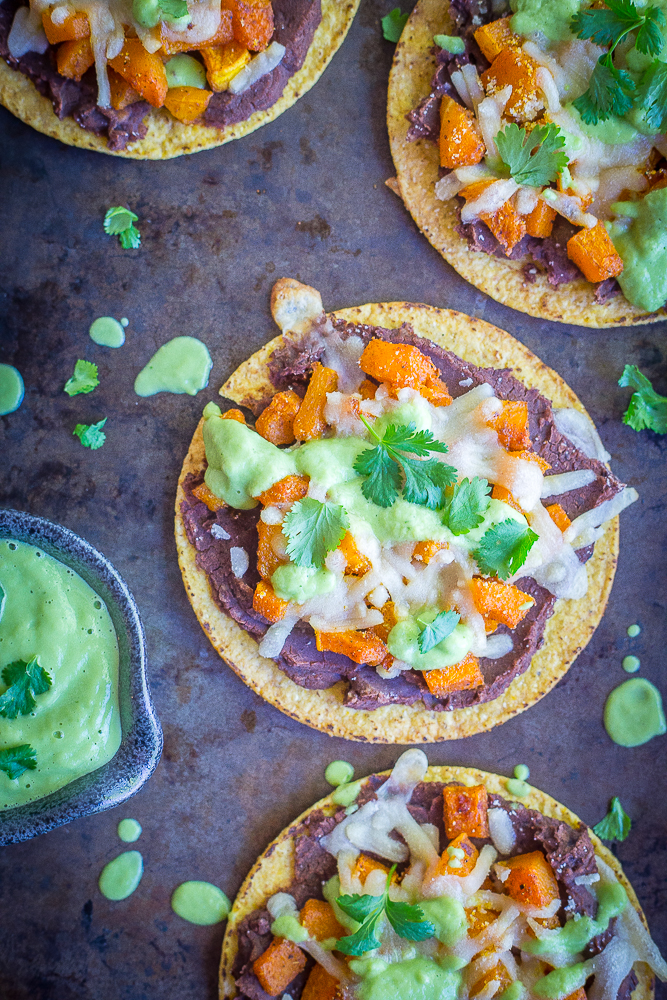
0,744,37,780
64,359,99,397
574,57,635,124
443,477,491,535
381,424,449,457
618,365,667,433
635,5,665,56
402,458,457,508
593,796,631,841
496,123,568,187
473,519,538,580
382,7,408,42
283,498,350,569
336,867,435,956
104,206,141,248
159,0,188,18
73,418,107,450
355,445,402,508
571,0,640,47
417,609,460,653
636,60,667,130
119,225,141,249
0,582,5,624
0,657,52,719
385,898,436,941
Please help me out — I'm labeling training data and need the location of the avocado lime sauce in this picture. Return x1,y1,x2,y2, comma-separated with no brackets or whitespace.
0,539,121,808
509,0,580,42
331,779,363,807
533,963,588,1000
203,414,296,509
526,882,627,960
419,896,467,946
622,655,640,674
355,955,462,1000
505,777,531,798
271,911,309,942
134,336,212,397
164,53,207,89
610,189,667,312
627,623,641,638
89,317,125,348
171,881,231,925
271,564,336,603
0,364,24,416
387,615,474,671
99,851,144,901
604,678,667,746
325,760,354,786
118,818,142,842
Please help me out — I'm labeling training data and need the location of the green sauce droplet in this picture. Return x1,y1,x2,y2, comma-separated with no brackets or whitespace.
331,779,363,806
89,317,126,348
134,337,212,397
506,778,531,798
171,881,230,925
118,818,142,842
513,763,530,781
622,655,640,673
604,678,667,747
99,851,144,900
0,364,25,415
325,760,354,786
627,624,641,638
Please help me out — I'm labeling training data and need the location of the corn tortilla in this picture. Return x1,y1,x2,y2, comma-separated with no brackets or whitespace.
0,0,358,158
386,0,667,328
175,296,619,742
219,763,653,999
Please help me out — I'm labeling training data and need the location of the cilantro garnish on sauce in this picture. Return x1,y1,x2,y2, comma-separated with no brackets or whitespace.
73,418,107,450
354,418,456,510
495,123,568,188
571,0,665,124
442,477,491,535
0,744,37,780
283,498,349,569
336,866,436,956
635,60,667,131
104,206,141,249
473,519,538,580
417,610,460,654
619,365,667,433
0,657,52,719
593,796,631,841
381,7,409,42
64,360,99,397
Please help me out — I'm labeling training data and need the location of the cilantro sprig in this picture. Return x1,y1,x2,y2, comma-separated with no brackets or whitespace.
353,418,456,510
619,365,667,433
104,206,141,249
593,796,631,841
496,123,568,188
571,0,666,124
64,360,99,397
636,59,667,130
0,657,52,719
442,477,491,535
335,866,436,956
73,418,107,450
417,610,460,653
473,519,538,580
381,7,408,42
0,744,37,780
283,498,350,569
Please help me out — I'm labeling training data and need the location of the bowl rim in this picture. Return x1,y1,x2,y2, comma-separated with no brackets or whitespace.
0,509,162,845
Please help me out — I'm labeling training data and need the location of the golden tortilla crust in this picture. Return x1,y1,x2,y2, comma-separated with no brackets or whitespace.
175,298,619,743
219,763,653,1000
0,0,358,158
386,0,666,328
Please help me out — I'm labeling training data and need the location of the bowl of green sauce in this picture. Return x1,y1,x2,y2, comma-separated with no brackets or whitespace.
0,510,162,844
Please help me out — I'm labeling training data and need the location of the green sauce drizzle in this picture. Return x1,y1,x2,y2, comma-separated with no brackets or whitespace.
134,337,212,397
99,851,144,901
89,317,125,348
325,760,355,786
0,364,24,416
604,678,667,746
627,623,641,638
171,881,230,925
622,655,641,674
117,818,142,842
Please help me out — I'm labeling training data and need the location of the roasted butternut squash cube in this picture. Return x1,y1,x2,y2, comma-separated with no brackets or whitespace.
222,408,247,423
164,86,212,124
439,95,486,169
566,222,624,283
546,502,571,532
161,9,233,54
459,180,526,255
413,540,448,564
469,577,534,629
252,937,307,996
434,832,479,877
512,450,550,472
315,629,387,666
491,484,523,514
192,481,225,511
256,520,284,580
255,390,302,445
300,899,345,942
562,990,587,1000
465,904,499,937
443,783,489,838
489,400,531,451
339,532,372,576
43,6,89,44
108,38,168,107
421,376,453,406
56,38,94,81
525,199,557,238
257,474,309,507
470,960,514,997
109,69,142,110
253,580,288,623
302,963,341,1000
352,854,398,884
498,850,560,908
360,340,438,389
473,17,520,62
423,652,484,698
369,601,399,643
292,362,338,441
201,39,251,91
481,47,543,120
223,0,273,50
359,379,378,400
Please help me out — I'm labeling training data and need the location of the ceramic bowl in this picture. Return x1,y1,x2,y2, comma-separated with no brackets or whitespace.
0,510,162,845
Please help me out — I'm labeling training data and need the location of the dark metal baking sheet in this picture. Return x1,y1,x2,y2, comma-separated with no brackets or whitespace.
0,1,665,996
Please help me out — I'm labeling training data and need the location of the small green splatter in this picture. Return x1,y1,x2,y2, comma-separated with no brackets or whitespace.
171,881,230,925
506,778,530,798
325,760,354,786
514,764,530,781
99,851,143,900
117,818,142,843
627,624,641,638
622,655,640,674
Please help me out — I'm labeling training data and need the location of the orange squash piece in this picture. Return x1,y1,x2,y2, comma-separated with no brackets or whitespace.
222,408,246,423
200,39,251,91
370,601,399,644
315,630,387,666
434,832,479,877
339,533,372,576
56,38,94,81
424,652,484,699
352,854,399,884
562,991,587,1000
439,95,486,169
253,581,288,622
499,850,560,908
481,47,543,120
161,9,233,54
257,474,309,507
469,577,534,629
252,937,307,996
566,222,624,283
300,899,345,942
473,17,520,62
459,180,527,255
255,390,302,445
292,362,338,441
360,340,438,389
470,962,513,998
192,482,225,511
108,38,168,107
465,904,500,937
525,199,557,238
256,521,283,580
359,379,377,400
421,376,453,407
546,502,571,532
223,0,273,50
109,69,141,110
164,86,212,124
443,783,489,838
489,400,531,452
302,964,341,1000
42,7,89,44
491,484,523,514
511,450,550,472
413,540,448,564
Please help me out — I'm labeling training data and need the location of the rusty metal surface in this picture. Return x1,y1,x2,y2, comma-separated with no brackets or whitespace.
0,1,666,996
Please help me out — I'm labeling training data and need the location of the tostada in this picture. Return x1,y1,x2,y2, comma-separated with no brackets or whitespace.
0,0,358,156
175,278,636,742
387,0,667,327
219,749,666,1000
